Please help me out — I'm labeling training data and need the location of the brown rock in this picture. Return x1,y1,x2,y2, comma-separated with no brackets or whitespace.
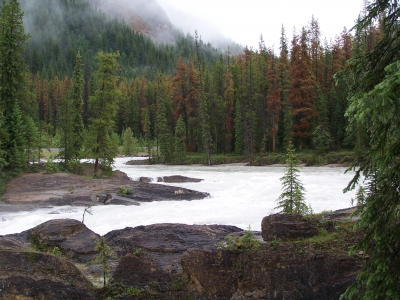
181,247,360,299
261,213,318,241
157,175,203,183
28,219,100,262
113,253,173,292
106,223,242,292
0,249,96,299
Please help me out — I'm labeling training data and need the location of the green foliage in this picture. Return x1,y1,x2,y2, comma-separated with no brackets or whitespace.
141,107,152,161
44,157,58,174
58,52,84,164
49,246,62,256
174,115,186,164
66,159,83,174
234,100,244,155
340,2,400,299
217,228,261,252
5,101,27,174
155,76,174,163
122,127,139,155
312,125,331,154
85,52,120,175
276,141,308,215
95,236,112,287
117,187,134,197
25,116,39,165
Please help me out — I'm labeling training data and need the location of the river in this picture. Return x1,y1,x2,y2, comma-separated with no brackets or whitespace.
0,157,357,235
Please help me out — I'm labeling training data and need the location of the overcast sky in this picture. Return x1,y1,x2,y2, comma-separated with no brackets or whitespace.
157,0,365,50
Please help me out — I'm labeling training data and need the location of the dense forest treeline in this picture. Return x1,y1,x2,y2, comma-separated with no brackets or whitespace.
0,0,383,176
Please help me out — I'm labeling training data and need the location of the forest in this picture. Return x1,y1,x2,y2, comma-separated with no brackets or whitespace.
0,0,384,178
11,0,382,167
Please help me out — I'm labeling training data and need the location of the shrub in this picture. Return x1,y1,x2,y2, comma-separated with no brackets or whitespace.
218,228,261,252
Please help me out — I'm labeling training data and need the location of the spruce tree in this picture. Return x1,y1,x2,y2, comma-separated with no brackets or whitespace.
141,107,151,162
58,52,84,165
86,52,120,175
94,237,112,287
276,141,308,215
340,2,400,298
155,76,173,163
6,101,26,173
70,52,84,159
234,99,243,155
0,0,29,173
122,127,137,155
174,115,186,164
25,116,39,165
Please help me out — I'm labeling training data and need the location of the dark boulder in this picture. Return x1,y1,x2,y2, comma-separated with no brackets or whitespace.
27,219,100,262
138,176,153,183
123,182,209,202
106,223,243,292
0,250,97,299
113,253,173,293
157,175,203,183
261,213,318,241
181,246,361,299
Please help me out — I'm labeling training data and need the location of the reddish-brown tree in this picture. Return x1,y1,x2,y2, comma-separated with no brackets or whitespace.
289,28,317,149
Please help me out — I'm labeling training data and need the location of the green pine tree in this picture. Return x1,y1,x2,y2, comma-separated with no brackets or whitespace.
141,107,152,162
155,77,173,163
94,236,112,287
122,127,138,155
6,101,26,174
25,116,39,166
85,52,120,175
59,52,84,165
174,115,186,164
276,141,308,215
0,0,29,173
340,2,400,298
234,99,243,155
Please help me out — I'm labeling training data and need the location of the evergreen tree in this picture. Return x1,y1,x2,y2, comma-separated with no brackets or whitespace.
70,52,84,159
0,0,29,173
276,141,308,215
6,101,26,173
174,115,186,164
341,2,400,298
94,237,112,287
278,25,293,149
25,116,39,165
141,107,152,162
312,124,331,153
155,76,173,163
122,127,138,155
234,99,243,155
86,52,120,175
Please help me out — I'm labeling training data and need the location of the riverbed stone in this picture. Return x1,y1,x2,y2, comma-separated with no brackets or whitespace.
27,219,100,262
261,213,318,241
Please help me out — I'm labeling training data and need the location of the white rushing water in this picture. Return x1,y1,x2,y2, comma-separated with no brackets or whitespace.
0,157,356,235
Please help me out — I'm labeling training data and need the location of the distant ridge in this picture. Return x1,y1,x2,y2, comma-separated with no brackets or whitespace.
92,0,176,44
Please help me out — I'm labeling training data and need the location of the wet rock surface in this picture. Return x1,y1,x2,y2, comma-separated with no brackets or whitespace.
181,246,360,300
0,249,97,300
27,219,100,262
0,212,362,299
261,213,318,241
1,170,209,212
157,175,203,183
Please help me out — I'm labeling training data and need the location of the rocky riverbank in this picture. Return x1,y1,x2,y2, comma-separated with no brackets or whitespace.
0,210,362,300
0,170,209,212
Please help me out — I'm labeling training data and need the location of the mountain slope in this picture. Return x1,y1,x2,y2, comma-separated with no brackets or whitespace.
93,0,176,44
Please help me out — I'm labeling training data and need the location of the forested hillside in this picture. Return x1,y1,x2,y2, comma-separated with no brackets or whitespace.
0,0,383,175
